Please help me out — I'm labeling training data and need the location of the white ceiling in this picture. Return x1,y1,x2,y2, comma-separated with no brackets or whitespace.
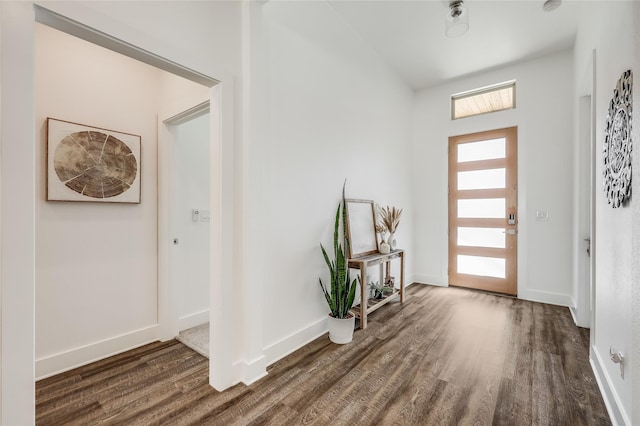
328,0,582,90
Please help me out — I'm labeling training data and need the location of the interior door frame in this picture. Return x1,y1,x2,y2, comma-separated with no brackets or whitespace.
448,126,518,295
588,50,597,337
574,93,593,328
158,101,210,340
570,49,596,330
157,85,239,391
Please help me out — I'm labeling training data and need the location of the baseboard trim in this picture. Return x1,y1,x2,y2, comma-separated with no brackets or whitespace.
405,275,416,287
412,274,448,287
179,309,209,331
568,295,578,324
35,325,159,380
590,345,630,425
234,355,268,386
569,305,578,325
264,316,328,367
517,289,572,307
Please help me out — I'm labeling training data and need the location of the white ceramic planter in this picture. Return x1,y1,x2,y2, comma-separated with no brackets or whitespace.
328,314,355,344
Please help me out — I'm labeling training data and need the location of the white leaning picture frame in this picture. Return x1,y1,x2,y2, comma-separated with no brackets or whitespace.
345,198,379,258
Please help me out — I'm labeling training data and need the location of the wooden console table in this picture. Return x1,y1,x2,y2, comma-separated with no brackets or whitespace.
348,249,405,329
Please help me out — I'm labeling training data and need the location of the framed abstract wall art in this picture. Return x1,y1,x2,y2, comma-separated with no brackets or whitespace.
47,118,141,203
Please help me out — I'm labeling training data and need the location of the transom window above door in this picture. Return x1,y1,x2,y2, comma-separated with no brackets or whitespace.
451,81,516,120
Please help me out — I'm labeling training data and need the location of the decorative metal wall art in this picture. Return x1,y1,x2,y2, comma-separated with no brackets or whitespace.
47,118,141,203
603,70,633,208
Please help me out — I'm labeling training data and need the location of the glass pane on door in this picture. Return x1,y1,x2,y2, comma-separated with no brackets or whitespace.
458,168,506,190
457,138,505,162
457,227,505,248
457,255,506,279
458,198,505,218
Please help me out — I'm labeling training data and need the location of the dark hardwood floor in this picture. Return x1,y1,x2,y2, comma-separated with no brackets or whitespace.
36,284,611,425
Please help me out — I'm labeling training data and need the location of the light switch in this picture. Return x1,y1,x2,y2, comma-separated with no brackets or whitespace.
536,210,549,221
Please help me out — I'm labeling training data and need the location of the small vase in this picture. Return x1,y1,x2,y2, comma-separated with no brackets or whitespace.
388,232,396,250
379,242,390,254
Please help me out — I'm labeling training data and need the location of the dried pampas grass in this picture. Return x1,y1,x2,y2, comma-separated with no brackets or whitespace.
378,205,403,233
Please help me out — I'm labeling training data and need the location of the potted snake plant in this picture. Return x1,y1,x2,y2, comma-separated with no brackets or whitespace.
319,185,358,344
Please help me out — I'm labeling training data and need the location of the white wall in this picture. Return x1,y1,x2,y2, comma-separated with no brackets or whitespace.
159,72,213,118
173,113,210,329
37,1,243,84
411,51,574,306
35,22,162,372
574,2,638,424
260,1,414,361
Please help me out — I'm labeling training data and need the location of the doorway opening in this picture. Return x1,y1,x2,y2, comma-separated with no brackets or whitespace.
448,127,518,295
164,104,211,358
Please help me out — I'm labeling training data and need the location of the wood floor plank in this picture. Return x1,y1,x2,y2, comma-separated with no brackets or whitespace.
37,340,184,408
155,384,251,426
243,402,299,426
37,343,198,424
36,284,611,425
118,367,212,425
92,355,206,424
492,377,517,425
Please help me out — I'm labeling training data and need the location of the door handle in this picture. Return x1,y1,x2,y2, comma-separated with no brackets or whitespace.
502,229,517,235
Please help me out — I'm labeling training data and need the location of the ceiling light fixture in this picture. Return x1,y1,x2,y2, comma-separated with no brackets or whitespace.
543,0,561,12
445,0,469,38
